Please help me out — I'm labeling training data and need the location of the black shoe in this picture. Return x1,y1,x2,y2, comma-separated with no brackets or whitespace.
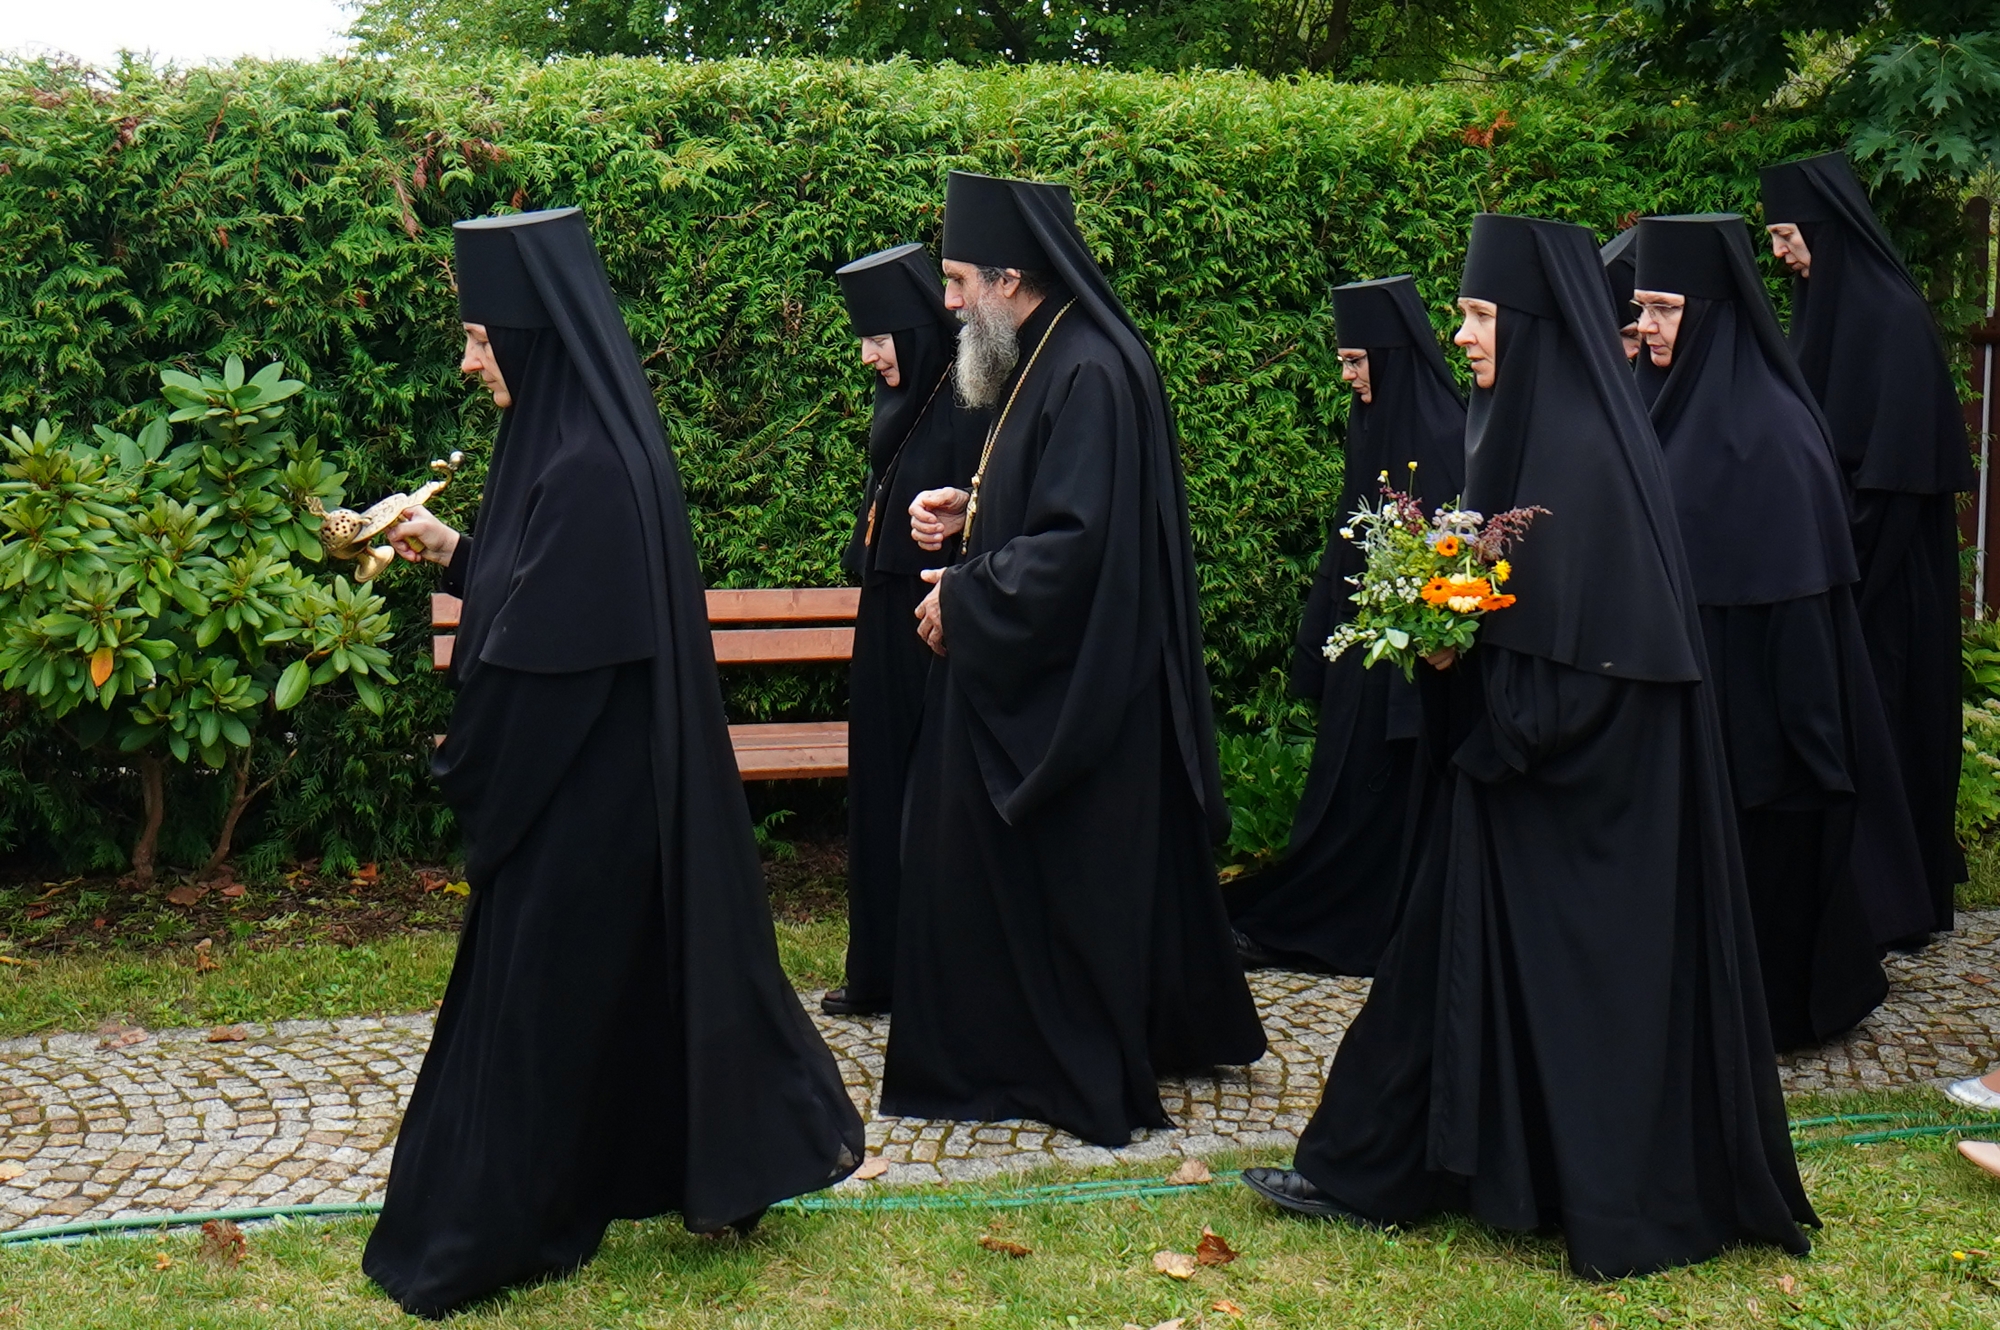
1241,1168,1376,1224
1233,929,1286,971
726,1206,766,1236
1885,932,1933,954
820,988,888,1017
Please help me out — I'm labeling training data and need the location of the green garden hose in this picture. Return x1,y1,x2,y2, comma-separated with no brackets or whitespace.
1,1110,1992,1246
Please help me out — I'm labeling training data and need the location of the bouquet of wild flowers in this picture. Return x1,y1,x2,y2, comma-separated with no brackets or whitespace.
1324,466,1547,679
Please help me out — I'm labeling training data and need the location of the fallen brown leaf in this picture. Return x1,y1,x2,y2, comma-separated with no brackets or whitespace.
1778,1273,1796,1294
152,1250,172,1271
208,1026,248,1043
1650,1309,1672,1324
1195,1226,1239,1267
351,862,381,885
1152,1250,1197,1279
199,1219,247,1266
852,1156,889,1181
1212,1299,1245,1317
977,1235,1031,1258
165,883,206,907
1587,1316,1611,1330
219,882,246,899
1164,1157,1213,1187
98,1024,149,1050
0,1162,26,1182
23,905,50,921
192,938,220,973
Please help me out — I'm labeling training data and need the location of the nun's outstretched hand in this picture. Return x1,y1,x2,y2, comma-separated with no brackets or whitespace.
386,505,461,565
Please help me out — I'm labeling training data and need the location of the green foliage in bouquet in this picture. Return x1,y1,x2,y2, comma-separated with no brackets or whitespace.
0,358,395,881
1324,474,1543,679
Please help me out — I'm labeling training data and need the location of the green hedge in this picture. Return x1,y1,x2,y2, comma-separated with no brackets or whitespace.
0,55,1882,870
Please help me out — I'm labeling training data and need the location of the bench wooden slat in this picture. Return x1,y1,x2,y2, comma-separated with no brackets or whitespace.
432,589,861,632
729,722,848,780
706,587,860,624
712,627,854,664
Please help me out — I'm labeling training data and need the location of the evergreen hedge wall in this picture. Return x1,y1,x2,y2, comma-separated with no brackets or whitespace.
0,55,1871,869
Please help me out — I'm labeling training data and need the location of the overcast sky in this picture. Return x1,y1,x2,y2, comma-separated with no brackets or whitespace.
0,0,355,69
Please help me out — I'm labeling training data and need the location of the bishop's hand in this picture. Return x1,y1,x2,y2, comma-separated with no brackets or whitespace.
910,487,970,551
386,505,461,566
916,568,947,656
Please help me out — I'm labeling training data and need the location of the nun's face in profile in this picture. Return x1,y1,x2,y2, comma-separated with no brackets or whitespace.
1632,291,1686,367
461,324,513,410
1454,298,1498,389
1767,223,1812,278
1337,349,1372,404
860,333,901,388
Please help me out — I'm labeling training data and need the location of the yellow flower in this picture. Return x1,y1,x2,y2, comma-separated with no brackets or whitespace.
1493,559,1512,583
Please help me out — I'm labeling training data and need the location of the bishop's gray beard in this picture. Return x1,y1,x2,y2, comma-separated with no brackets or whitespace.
954,297,1020,410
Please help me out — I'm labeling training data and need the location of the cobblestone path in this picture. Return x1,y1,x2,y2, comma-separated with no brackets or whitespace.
3,913,1997,1234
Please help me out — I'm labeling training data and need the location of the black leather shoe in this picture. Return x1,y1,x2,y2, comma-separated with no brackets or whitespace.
1233,929,1286,971
1241,1167,1376,1224
820,988,888,1017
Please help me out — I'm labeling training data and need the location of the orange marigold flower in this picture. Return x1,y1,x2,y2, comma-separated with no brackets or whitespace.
1479,594,1517,611
1434,534,1462,557
1422,575,1493,607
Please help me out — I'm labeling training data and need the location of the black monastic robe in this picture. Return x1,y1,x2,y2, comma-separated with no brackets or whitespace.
840,318,987,1010
363,213,861,1319
883,293,1266,1147
1230,281,1466,975
1764,153,1974,933
1292,215,1814,1279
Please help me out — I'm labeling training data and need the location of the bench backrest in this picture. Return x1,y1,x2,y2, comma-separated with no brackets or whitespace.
430,587,860,671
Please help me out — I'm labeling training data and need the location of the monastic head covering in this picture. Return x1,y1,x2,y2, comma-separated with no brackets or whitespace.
1600,226,1639,328
1457,213,1701,682
1758,156,1838,225
836,243,945,338
453,209,573,328
1757,151,1972,494
1635,213,1856,605
1293,275,1466,698
941,171,1060,271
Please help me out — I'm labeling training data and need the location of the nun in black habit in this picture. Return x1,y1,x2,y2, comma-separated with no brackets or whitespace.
1632,213,1930,1046
364,209,863,1319
1229,276,1465,976
825,244,988,1017
883,172,1266,1147
1242,214,1815,1279
1761,152,1973,933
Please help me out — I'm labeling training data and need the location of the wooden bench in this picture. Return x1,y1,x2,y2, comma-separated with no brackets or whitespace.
431,588,860,780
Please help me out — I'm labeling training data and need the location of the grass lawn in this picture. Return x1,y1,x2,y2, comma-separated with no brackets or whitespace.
4,1092,2000,1327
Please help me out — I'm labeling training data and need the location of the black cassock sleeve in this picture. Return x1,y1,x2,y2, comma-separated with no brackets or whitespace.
439,536,474,599
433,661,621,886
1453,647,1626,783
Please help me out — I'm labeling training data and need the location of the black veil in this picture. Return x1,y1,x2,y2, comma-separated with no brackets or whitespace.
1458,213,1701,682
1759,152,1972,495
1634,213,1855,606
